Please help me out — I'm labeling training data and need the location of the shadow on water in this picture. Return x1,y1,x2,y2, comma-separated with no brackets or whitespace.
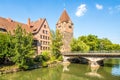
104,63,115,67
104,59,120,67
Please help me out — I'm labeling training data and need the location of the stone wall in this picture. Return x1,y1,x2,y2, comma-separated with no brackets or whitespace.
62,31,73,52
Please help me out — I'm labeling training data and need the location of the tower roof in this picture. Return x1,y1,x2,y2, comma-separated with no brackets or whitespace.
58,9,71,23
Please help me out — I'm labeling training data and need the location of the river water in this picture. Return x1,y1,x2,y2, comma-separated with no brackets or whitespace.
0,59,120,80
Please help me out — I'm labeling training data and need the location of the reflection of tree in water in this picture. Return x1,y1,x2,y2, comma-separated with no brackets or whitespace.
0,65,63,80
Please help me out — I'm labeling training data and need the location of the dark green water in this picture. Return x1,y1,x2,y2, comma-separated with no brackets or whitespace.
0,59,120,80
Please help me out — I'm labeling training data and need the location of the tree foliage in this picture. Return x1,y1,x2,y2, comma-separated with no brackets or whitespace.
11,25,34,69
0,33,12,64
50,30,63,58
70,38,89,52
70,34,120,52
0,25,34,69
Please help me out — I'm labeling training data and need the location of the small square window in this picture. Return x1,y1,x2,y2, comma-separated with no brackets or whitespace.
58,26,61,28
69,26,72,28
44,25,46,28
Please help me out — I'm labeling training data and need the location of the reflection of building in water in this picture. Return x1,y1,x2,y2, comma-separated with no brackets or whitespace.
62,61,70,72
85,65,103,78
112,64,120,76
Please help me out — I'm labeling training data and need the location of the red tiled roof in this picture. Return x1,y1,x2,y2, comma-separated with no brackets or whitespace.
0,17,31,33
58,9,71,23
0,17,46,34
31,18,46,34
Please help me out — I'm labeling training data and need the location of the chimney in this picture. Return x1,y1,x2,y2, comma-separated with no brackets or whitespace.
27,18,31,26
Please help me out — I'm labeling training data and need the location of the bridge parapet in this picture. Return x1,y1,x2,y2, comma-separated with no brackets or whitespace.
63,50,120,54
62,51,120,67
62,53,120,58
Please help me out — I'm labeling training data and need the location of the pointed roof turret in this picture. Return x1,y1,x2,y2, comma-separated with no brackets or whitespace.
58,9,71,23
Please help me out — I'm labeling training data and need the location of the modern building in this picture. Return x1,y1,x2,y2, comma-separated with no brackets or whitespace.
0,17,51,55
56,9,74,52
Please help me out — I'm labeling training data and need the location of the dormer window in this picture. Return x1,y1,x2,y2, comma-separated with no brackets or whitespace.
33,28,37,31
30,26,33,28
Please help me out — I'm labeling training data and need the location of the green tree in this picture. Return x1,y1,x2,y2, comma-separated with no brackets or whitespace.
70,38,89,52
111,44,120,51
78,34,99,51
98,38,113,51
0,32,14,64
71,34,120,52
50,30,63,59
11,25,34,69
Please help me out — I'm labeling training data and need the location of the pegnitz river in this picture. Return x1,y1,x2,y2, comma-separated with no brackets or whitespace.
0,59,120,80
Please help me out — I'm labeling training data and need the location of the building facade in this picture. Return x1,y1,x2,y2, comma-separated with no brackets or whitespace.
56,9,74,52
0,17,51,55
0,9,73,54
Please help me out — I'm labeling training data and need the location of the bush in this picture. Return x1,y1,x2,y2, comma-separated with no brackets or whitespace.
41,51,50,61
42,61,48,67
18,57,34,70
34,55,43,62
57,56,63,61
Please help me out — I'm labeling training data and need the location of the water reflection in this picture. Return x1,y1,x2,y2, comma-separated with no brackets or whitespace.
112,64,120,76
0,59,120,80
62,61,70,72
85,65,103,78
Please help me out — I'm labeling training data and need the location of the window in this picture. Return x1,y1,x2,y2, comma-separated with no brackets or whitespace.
46,31,48,34
48,37,49,40
44,25,46,28
33,28,37,31
43,30,45,33
30,26,33,28
41,46,42,50
58,26,61,28
40,35,42,39
33,40,38,47
69,26,72,28
43,47,45,50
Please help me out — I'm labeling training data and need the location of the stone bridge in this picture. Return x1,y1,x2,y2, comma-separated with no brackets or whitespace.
62,52,120,67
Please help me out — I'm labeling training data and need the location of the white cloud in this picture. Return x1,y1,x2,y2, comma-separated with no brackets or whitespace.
96,4,103,10
75,4,87,17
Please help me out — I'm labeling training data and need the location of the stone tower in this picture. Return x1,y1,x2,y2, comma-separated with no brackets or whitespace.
56,9,73,52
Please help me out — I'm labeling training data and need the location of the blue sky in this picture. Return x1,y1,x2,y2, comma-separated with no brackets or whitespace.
0,0,120,44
